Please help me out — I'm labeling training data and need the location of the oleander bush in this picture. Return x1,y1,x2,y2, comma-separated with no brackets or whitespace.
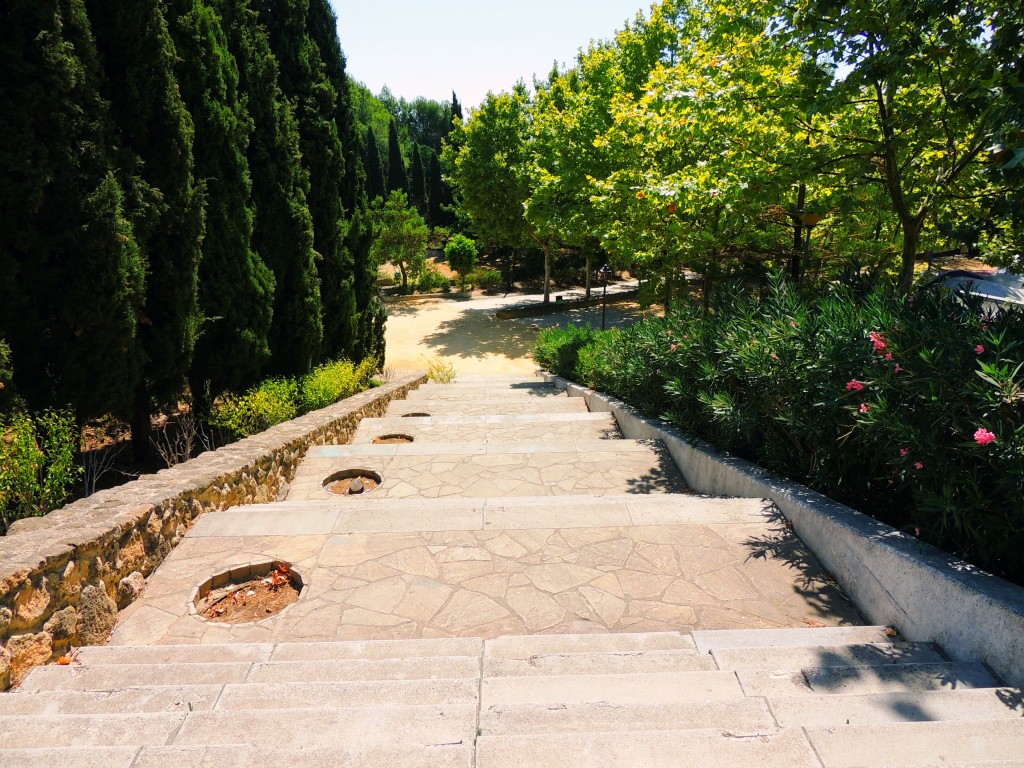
534,274,1024,583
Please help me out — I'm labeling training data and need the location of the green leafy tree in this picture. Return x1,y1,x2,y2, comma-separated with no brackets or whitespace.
410,143,427,216
85,0,206,457
0,0,145,424
445,234,478,291
371,191,429,293
427,151,446,227
166,0,274,403
387,118,409,195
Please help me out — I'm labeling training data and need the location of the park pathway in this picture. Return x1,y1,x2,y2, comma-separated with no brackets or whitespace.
1,375,1021,766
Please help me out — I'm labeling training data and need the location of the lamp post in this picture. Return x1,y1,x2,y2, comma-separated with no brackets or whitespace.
599,264,612,331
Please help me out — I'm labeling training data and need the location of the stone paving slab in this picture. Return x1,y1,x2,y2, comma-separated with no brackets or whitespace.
130,744,474,768
385,399,589,417
286,443,689,500
110,514,861,647
403,387,564,401
352,413,621,443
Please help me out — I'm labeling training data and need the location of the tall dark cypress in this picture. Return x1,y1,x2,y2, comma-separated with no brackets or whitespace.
409,144,427,217
218,0,322,377
85,0,206,456
427,151,445,228
165,0,274,401
364,125,387,203
0,0,144,423
386,119,408,195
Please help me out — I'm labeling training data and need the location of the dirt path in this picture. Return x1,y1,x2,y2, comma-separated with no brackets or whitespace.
382,286,654,376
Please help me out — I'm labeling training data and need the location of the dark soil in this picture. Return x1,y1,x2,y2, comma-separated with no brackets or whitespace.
327,475,380,495
373,435,413,444
198,574,299,623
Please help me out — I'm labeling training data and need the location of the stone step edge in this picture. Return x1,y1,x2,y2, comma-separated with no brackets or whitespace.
693,626,895,654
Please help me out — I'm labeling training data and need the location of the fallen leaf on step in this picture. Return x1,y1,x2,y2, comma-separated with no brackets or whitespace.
884,627,898,637
803,619,825,628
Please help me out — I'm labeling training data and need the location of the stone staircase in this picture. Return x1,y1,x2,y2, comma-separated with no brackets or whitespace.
2,374,1022,765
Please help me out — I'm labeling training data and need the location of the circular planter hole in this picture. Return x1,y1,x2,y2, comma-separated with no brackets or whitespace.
401,412,430,418
323,468,382,496
191,561,304,624
373,433,414,444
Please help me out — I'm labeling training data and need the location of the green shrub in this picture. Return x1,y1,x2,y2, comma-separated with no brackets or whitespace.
470,268,502,294
210,378,300,439
445,234,478,291
535,274,1024,584
299,357,378,412
0,408,80,532
415,267,450,294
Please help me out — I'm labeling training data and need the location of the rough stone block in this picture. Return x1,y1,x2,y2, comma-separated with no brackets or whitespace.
43,606,78,641
75,583,118,646
117,572,146,606
7,631,52,686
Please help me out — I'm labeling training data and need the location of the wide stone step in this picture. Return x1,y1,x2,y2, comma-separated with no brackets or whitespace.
0,712,185,748
422,374,546,386
486,631,698,657
693,625,893,654
481,698,776,735
484,648,717,676
804,719,1024,767
767,687,1024,727
739,661,1001,697
385,397,588,417
288,441,688,500
712,641,947,670
20,655,481,692
76,637,480,665
196,494,770,537
404,386,563,400
481,670,745,707
0,685,224,715
352,412,620,443
0,744,473,768
476,728,823,768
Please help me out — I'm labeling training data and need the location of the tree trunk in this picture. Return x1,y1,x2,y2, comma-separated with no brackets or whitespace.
131,390,156,466
585,251,592,299
542,239,552,304
664,264,674,316
897,218,922,295
791,183,806,281
399,262,408,293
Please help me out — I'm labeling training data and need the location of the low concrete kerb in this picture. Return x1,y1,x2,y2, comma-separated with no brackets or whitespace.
540,371,1024,688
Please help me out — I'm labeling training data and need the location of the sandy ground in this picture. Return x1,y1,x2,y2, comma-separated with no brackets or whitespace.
382,283,657,375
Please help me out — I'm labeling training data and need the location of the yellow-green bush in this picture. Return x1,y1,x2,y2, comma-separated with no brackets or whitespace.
210,378,300,439
299,357,378,412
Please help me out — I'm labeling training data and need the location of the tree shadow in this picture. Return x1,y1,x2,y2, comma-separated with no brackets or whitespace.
624,443,691,494
417,305,537,361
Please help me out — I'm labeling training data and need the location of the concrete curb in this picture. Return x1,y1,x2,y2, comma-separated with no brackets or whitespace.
540,372,1024,688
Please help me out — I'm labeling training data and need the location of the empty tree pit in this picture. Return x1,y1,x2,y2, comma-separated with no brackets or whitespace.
373,434,414,444
191,561,305,624
323,468,382,495
401,412,430,418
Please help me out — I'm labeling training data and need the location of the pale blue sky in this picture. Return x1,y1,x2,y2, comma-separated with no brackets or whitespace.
330,1,652,108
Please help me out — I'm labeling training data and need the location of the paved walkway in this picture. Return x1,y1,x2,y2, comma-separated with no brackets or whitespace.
110,375,861,647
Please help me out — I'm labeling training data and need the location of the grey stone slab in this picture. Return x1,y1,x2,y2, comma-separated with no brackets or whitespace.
806,720,1024,767
268,637,482,661
739,662,1000,697
481,671,744,707
172,704,477,747
0,747,140,768
480,698,776,735
404,388,564,400
247,656,481,683
75,643,273,666
131,744,473,768
215,678,479,710
19,662,252,692
486,631,697,658
482,501,632,530
693,626,892,654
334,505,484,533
476,728,822,768
0,712,185,748
188,507,340,537
484,649,716,677
626,496,774,525
768,687,1024,727
0,686,222,715
712,642,947,671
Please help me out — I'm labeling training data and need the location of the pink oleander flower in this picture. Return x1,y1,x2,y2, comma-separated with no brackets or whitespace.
975,344,985,355
846,380,865,392
770,352,779,360
885,352,893,361
666,330,673,336
974,428,997,445
670,344,677,352
869,331,887,353
914,527,921,537
859,403,871,414
894,364,904,373
914,461,924,470
900,448,910,457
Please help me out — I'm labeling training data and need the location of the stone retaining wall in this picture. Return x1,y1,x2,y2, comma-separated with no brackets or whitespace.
0,373,426,689
542,372,1024,688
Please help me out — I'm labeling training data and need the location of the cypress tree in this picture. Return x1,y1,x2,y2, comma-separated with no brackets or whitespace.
218,0,322,377
410,144,427,218
386,119,408,195
428,151,445,228
85,0,206,457
307,0,381,362
0,0,144,423
364,125,387,203
451,92,463,125
165,0,275,401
